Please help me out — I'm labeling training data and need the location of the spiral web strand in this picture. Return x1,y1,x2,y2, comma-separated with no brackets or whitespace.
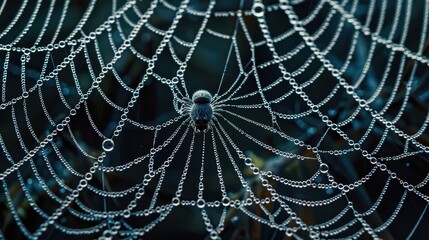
0,0,429,239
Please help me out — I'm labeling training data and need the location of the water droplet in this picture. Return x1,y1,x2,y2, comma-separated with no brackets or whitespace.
222,196,230,206
172,197,180,206
123,210,131,218
197,198,206,208
102,139,115,152
103,230,113,240
319,163,329,173
209,231,218,240
79,179,87,187
286,228,293,237
252,3,265,17
85,173,93,180
56,124,64,131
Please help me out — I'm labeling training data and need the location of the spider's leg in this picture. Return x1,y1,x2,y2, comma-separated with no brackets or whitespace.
208,120,218,133
183,97,192,103
186,117,198,132
204,122,211,133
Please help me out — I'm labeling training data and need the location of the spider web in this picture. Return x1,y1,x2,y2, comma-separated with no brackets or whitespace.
0,0,429,239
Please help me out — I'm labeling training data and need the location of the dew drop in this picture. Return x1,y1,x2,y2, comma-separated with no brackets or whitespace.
252,3,265,17
197,198,206,208
319,163,329,173
172,197,180,206
209,231,218,240
123,210,131,218
85,173,93,180
102,139,115,152
286,228,293,237
79,179,88,187
103,230,113,240
56,124,64,131
221,196,230,206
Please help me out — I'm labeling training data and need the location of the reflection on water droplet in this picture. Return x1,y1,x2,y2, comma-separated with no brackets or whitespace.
102,139,115,152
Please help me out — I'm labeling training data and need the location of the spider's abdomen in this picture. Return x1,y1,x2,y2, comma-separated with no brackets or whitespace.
191,103,213,131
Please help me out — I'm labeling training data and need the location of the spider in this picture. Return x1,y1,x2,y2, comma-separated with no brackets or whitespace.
181,90,216,132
